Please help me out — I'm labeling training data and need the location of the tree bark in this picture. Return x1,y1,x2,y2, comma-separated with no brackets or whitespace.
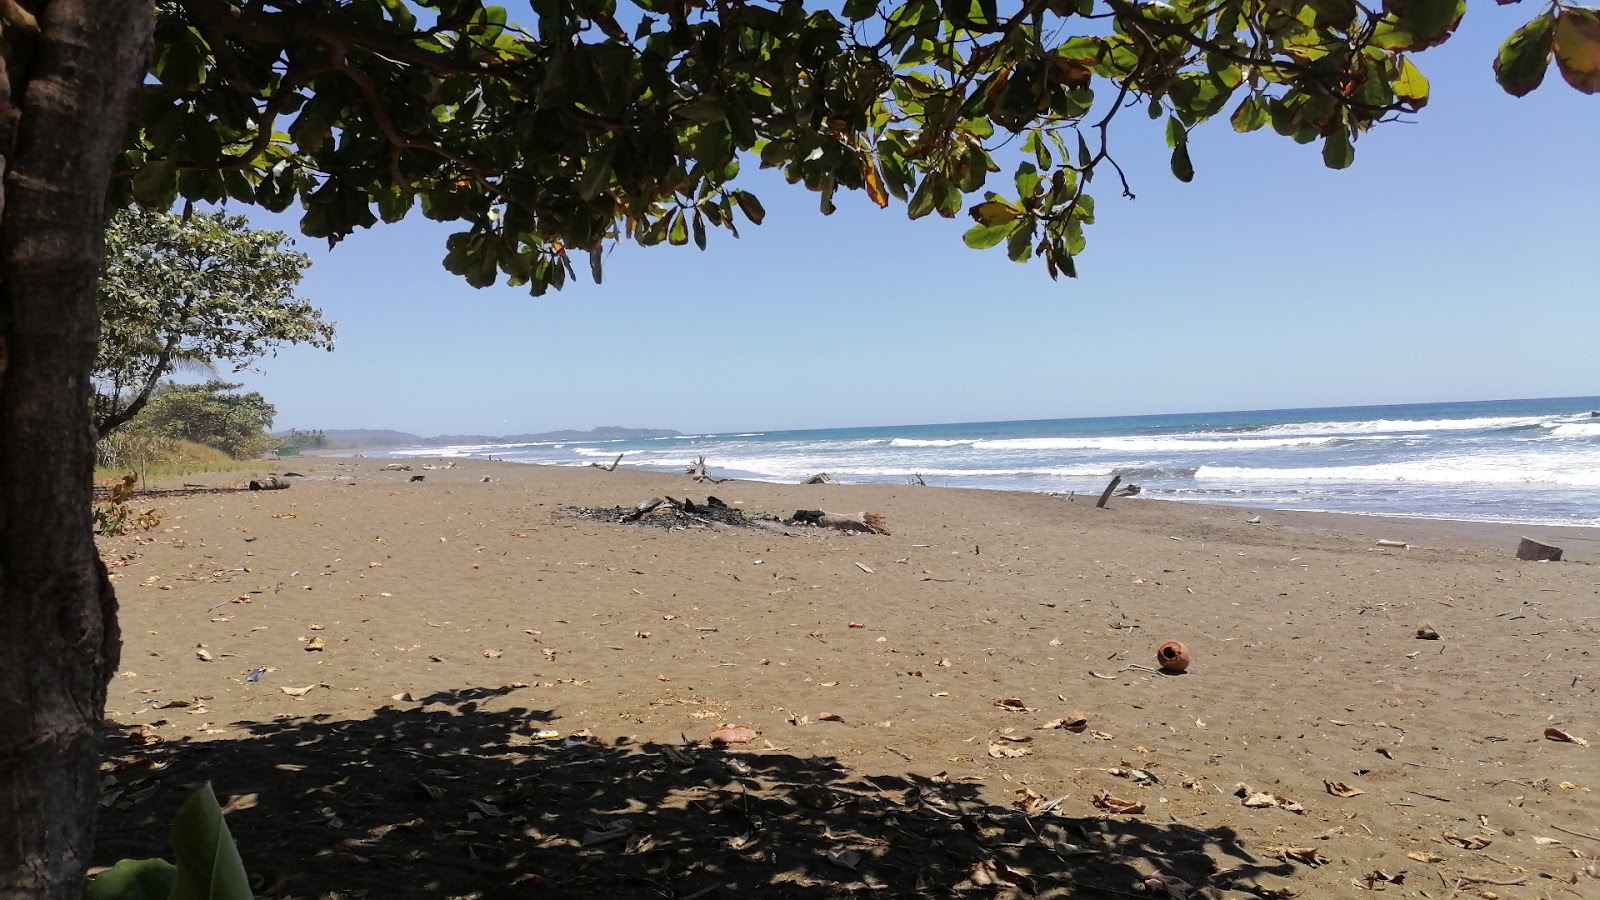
0,3,155,898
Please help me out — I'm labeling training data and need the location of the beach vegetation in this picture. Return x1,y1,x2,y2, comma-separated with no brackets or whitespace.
2,1,1597,897
94,207,332,438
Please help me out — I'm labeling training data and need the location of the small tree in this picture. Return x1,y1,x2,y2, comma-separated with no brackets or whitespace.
94,207,333,436
135,381,279,459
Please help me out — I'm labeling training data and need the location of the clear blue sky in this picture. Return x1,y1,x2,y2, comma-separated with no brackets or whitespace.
233,4,1599,436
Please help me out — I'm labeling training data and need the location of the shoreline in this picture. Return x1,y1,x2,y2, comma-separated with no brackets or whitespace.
292,452,1600,558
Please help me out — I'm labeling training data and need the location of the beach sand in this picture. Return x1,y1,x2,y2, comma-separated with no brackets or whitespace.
93,459,1599,898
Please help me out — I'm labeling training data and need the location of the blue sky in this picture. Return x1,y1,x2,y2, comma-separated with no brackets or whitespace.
233,4,1599,436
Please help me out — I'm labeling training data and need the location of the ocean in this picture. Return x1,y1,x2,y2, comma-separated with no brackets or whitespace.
389,397,1600,527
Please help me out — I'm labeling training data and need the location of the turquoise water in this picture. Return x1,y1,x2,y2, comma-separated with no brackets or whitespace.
393,397,1600,526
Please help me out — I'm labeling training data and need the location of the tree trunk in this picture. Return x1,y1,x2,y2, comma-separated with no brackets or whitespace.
0,3,155,898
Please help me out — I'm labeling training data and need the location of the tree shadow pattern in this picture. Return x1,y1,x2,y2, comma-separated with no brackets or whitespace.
94,686,1289,899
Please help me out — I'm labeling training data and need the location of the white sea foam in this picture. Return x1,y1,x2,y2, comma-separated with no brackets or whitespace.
890,438,975,448
1246,416,1545,437
1548,422,1600,438
1195,456,1600,488
967,436,1344,452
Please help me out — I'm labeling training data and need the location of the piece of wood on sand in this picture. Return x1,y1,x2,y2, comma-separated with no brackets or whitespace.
686,455,727,484
1096,475,1123,509
802,473,838,485
248,476,289,491
590,453,623,472
788,509,890,535
1516,537,1562,562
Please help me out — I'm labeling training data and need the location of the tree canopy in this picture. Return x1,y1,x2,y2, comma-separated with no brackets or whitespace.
94,206,331,436
123,1,1598,295
130,380,279,458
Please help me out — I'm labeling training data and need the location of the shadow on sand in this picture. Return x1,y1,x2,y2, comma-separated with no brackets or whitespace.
94,685,1288,898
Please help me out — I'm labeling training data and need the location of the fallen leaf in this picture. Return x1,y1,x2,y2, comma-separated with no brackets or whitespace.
1544,727,1589,747
468,799,502,817
994,697,1032,712
1360,870,1405,887
194,646,212,662
483,649,502,658
1243,791,1305,814
1325,780,1364,798
581,820,635,847
1038,714,1088,733
826,848,862,870
1533,836,1563,846
987,741,1033,759
1141,874,1195,899
970,858,1034,891
1090,791,1144,814
280,684,320,698
709,724,760,744
1415,624,1440,640
304,637,325,652
1407,850,1444,864
1443,831,1493,850
1268,846,1330,867
817,712,844,722
1012,787,1044,813
542,648,557,661
1091,731,1114,741
390,692,415,702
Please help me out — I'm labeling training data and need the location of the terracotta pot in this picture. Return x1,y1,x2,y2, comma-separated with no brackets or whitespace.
1156,640,1190,673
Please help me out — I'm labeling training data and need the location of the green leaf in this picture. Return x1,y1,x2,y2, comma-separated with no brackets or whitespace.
907,173,941,220
1164,116,1187,149
1393,0,1464,44
1170,144,1194,183
1321,125,1355,169
667,210,689,246
579,143,615,200
130,159,178,208
1014,162,1041,198
1005,220,1035,263
691,212,707,250
963,220,1016,249
1230,94,1268,132
1495,13,1556,97
84,858,177,900
968,199,1020,226
1553,7,1600,94
732,190,765,225
843,0,878,20
167,783,252,900
1392,57,1430,106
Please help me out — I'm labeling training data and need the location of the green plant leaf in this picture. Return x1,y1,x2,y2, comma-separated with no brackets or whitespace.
962,220,1015,249
83,858,177,900
968,199,1020,226
1164,116,1186,149
167,783,252,900
1230,94,1268,132
1392,57,1430,106
1553,7,1600,94
1322,125,1355,169
1494,13,1556,97
1394,0,1465,44
732,190,765,225
1170,144,1194,183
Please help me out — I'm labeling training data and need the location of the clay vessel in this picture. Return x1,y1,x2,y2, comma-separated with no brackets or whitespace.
1156,640,1190,673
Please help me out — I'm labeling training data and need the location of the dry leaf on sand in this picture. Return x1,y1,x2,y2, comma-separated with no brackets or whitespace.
969,858,1033,891
1267,846,1330,867
194,646,212,662
304,637,325,652
1407,851,1444,863
994,698,1032,712
1324,780,1364,798
987,741,1033,759
708,724,759,744
1090,791,1144,814
1443,831,1492,850
1038,714,1088,733
1140,874,1195,899
1544,727,1589,747
280,684,320,697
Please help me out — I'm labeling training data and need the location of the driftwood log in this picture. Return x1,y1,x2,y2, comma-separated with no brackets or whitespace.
590,453,623,472
409,474,425,483
1516,537,1562,562
248,476,289,491
788,509,890,535
802,473,838,485
380,463,412,471
687,456,727,484
907,473,926,486
1096,475,1123,509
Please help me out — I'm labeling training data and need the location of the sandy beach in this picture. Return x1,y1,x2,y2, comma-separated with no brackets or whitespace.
92,459,1599,898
